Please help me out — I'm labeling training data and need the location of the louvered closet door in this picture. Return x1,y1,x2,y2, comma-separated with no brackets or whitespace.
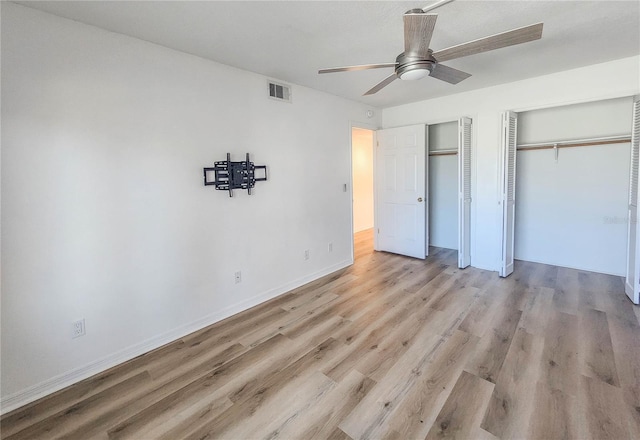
458,117,472,268
500,111,518,277
625,98,640,304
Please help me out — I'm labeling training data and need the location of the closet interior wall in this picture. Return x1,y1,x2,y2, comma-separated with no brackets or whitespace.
428,121,458,250
515,96,634,276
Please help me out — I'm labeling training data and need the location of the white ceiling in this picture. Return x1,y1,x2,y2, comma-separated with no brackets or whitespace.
15,0,640,109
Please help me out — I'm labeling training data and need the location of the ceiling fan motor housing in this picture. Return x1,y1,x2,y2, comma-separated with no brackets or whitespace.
395,51,435,79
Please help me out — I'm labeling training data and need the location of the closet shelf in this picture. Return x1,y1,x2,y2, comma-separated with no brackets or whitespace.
429,149,458,156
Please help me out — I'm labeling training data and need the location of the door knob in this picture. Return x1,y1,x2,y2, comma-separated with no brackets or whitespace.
418,197,423,202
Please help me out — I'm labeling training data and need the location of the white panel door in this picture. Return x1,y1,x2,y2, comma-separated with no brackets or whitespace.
458,117,472,268
500,111,518,277
625,98,640,304
375,124,427,259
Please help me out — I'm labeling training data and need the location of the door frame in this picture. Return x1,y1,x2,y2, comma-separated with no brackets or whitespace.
349,121,379,263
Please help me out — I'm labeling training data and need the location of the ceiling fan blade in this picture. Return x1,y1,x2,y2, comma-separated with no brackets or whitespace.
404,13,438,58
364,73,398,95
432,22,543,62
318,63,397,74
429,63,471,84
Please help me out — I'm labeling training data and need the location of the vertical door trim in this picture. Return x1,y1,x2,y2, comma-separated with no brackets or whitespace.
425,125,430,257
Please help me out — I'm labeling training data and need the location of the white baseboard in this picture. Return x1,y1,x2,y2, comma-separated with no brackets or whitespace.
0,259,353,414
513,257,625,277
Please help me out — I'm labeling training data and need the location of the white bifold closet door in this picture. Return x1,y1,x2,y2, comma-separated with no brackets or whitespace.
625,98,640,304
500,111,518,277
458,117,472,268
375,124,428,259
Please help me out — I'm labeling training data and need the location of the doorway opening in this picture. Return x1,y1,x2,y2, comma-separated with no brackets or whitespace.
351,127,375,259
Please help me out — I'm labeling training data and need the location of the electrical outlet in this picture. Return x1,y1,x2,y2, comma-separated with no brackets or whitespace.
235,271,242,284
304,249,310,260
328,242,333,252
72,319,85,339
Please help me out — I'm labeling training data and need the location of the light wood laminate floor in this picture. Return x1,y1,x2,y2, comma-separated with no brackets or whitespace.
3,229,640,439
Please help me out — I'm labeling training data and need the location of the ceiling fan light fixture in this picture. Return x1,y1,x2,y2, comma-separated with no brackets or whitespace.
399,67,430,80
397,62,433,81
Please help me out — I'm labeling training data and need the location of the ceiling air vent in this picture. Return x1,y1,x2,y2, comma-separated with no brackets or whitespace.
268,81,291,103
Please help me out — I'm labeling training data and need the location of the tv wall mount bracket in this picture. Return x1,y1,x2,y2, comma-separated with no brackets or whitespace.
203,153,267,197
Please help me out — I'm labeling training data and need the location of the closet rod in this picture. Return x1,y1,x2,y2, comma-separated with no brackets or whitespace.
517,134,631,151
429,149,458,156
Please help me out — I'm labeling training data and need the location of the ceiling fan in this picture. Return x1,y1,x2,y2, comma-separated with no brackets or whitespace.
318,5,543,95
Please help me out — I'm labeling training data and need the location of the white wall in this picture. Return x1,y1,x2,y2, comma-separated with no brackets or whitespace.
0,3,379,411
383,55,640,271
428,122,458,249
352,128,374,233
518,97,634,144
429,121,458,150
515,98,634,275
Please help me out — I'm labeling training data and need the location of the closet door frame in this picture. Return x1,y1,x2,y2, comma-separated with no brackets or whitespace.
503,96,636,283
